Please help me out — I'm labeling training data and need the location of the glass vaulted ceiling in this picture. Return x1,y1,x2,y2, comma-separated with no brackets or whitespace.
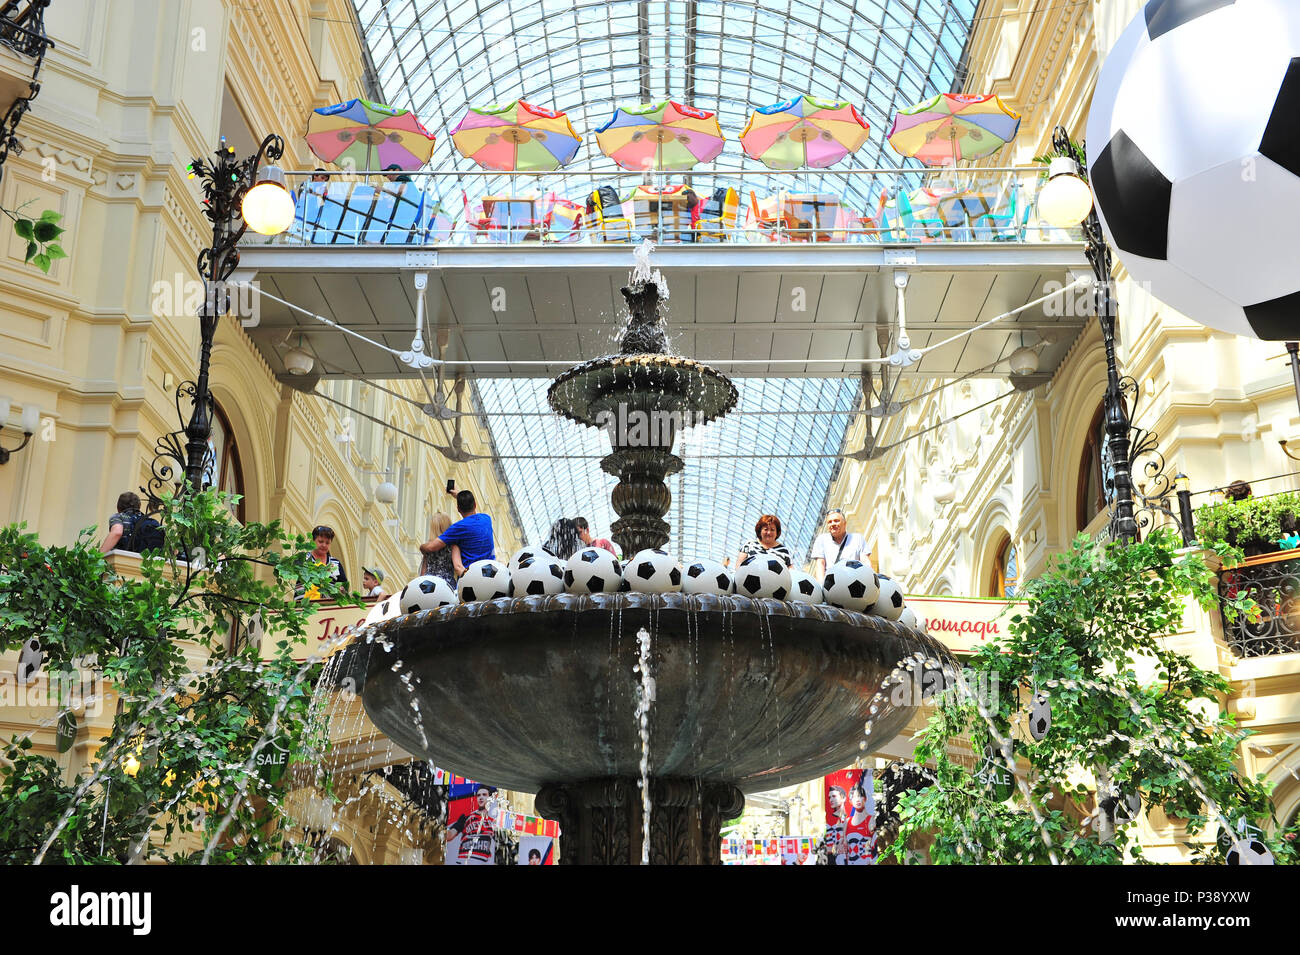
353,0,977,211
351,0,976,559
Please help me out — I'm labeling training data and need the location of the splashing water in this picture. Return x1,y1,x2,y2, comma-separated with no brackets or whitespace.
631,239,669,301
633,625,655,865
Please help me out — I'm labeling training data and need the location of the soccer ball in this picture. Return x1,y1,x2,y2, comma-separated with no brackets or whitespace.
564,546,623,594
789,569,823,604
511,554,566,596
626,548,682,593
458,559,511,603
508,546,547,572
1226,837,1274,866
683,558,732,596
1085,0,1300,338
1028,692,1051,741
734,555,792,600
870,575,905,620
897,605,919,629
399,574,459,614
822,560,879,612
365,595,402,624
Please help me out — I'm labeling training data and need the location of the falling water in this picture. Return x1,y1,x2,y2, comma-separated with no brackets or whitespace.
631,239,669,301
633,625,655,864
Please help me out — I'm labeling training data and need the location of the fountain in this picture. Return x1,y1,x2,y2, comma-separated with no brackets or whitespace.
353,245,951,864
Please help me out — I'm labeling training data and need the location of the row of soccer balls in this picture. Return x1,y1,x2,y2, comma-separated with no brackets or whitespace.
366,546,923,629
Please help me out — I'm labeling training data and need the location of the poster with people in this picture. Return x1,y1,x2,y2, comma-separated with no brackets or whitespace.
823,768,877,865
518,835,555,865
444,783,498,865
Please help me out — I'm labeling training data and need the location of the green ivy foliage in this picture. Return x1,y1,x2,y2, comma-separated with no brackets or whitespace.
4,205,66,273
1195,492,1300,562
885,529,1290,865
0,489,360,864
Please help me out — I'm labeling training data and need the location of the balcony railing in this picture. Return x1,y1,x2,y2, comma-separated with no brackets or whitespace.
0,0,52,59
252,166,1084,249
1219,548,1300,658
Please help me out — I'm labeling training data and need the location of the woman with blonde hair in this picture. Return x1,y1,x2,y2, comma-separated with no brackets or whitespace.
420,512,461,583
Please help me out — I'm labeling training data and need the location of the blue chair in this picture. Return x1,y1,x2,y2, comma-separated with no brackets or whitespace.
970,182,1027,241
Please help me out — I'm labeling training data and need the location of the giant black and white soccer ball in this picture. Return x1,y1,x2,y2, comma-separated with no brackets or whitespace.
735,555,792,601
399,574,459,614
1028,691,1052,741
365,595,402,624
626,548,682,593
683,557,733,596
897,605,919,629
822,560,879,612
1086,0,1300,339
507,546,547,572
789,568,824,604
1226,837,1274,865
564,546,623,594
870,574,906,620
511,553,566,596
458,559,511,603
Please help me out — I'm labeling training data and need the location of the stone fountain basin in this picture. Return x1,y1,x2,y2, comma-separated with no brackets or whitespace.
356,592,950,795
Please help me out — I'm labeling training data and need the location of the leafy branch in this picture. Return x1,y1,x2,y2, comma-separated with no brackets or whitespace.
2,202,66,273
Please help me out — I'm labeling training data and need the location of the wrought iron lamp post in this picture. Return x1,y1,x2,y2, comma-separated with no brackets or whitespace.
147,134,289,507
1040,125,1140,543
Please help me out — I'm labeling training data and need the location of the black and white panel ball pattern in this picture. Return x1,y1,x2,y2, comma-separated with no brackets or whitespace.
564,546,623,594
735,555,791,600
822,560,880,612
400,574,458,614
626,548,683,593
682,558,732,596
1086,0,1300,339
458,559,511,603
511,554,566,596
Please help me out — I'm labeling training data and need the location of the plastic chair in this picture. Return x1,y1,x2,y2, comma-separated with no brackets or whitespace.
896,188,949,242
748,190,792,242
462,191,502,242
693,187,739,242
592,187,633,243
970,182,1025,241
543,195,585,242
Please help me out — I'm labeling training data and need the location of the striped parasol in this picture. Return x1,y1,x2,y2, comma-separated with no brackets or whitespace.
595,100,725,171
887,93,1021,166
451,100,582,171
739,95,870,170
306,98,436,172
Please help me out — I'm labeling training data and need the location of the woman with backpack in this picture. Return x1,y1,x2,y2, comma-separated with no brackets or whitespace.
99,491,164,554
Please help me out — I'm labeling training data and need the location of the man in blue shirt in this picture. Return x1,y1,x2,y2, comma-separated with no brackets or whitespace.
420,489,494,577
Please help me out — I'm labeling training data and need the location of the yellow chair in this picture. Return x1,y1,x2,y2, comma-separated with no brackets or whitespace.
591,187,632,243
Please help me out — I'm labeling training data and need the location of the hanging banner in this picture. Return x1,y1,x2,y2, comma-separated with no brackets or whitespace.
905,595,1028,653
258,599,373,662
518,835,556,865
445,784,499,866
721,835,815,865
824,768,877,865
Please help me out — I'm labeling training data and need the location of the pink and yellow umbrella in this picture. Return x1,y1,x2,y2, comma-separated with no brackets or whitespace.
450,100,582,171
739,95,870,170
306,98,436,172
595,100,725,171
887,93,1021,167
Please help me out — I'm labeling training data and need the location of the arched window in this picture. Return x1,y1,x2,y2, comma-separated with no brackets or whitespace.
206,404,246,523
989,536,1020,599
1077,402,1111,531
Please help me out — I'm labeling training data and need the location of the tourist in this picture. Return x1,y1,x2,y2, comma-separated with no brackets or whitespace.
809,508,869,582
1225,479,1253,501
99,491,164,554
419,511,460,584
735,514,793,568
446,784,497,865
542,517,581,560
574,516,616,556
420,488,493,577
382,163,412,184
302,524,347,600
361,567,388,599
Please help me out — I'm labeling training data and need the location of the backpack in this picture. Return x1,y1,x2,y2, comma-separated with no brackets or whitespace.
123,513,165,553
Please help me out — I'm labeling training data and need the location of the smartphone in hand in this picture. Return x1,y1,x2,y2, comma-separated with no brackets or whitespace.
446,479,456,494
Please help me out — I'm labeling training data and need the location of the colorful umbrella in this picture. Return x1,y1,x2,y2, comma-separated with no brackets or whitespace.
739,95,870,170
451,100,582,171
887,93,1021,166
595,101,725,171
306,98,436,172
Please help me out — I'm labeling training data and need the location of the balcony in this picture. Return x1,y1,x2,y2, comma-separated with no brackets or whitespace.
235,167,1090,383
0,0,52,130
1219,549,1300,658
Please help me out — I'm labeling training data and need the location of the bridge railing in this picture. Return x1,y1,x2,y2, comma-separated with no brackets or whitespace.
250,166,1085,248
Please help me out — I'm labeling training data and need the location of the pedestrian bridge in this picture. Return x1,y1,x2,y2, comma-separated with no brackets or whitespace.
233,167,1091,385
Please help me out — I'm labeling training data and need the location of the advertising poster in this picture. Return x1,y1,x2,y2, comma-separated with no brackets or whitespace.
823,768,877,865
518,835,555,865
444,783,498,865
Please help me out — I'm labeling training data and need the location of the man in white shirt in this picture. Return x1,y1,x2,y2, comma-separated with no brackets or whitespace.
810,509,869,582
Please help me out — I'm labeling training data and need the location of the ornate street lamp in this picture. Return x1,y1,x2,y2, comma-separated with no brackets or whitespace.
147,134,288,507
1039,126,1139,544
